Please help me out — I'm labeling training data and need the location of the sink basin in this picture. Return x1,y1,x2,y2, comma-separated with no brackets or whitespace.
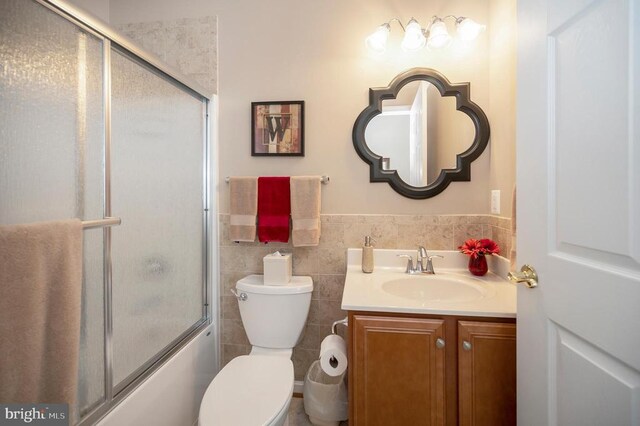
382,275,489,303
342,249,516,316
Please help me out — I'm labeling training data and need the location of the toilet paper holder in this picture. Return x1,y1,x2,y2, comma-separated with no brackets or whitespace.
326,317,349,369
331,317,348,335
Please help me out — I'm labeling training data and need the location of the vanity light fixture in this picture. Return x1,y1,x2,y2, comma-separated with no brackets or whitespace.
401,18,427,52
426,18,451,49
366,15,485,53
365,23,391,53
455,17,487,41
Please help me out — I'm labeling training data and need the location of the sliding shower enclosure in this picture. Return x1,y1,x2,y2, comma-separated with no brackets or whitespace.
0,0,211,423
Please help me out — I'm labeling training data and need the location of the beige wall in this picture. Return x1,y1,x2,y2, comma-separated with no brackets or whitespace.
104,0,516,215
489,0,517,217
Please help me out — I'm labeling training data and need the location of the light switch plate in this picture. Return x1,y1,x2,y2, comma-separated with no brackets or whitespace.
491,190,501,214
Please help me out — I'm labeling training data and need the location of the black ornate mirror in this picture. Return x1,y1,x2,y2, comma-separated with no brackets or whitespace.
352,68,490,199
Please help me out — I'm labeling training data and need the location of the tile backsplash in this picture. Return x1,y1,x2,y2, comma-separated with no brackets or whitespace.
219,214,512,380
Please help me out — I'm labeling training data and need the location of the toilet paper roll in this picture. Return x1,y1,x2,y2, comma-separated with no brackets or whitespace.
319,334,348,377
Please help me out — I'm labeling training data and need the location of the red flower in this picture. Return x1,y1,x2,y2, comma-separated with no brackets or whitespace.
459,238,481,258
458,238,500,259
479,238,500,255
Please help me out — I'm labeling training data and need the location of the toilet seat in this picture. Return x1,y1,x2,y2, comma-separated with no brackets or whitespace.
199,355,294,426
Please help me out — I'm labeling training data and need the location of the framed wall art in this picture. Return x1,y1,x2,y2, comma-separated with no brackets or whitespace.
251,101,304,156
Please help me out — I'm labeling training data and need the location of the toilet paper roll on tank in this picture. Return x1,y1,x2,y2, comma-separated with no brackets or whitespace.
263,251,292,285
319,334,348,377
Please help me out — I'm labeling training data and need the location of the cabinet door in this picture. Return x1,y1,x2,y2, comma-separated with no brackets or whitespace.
458,321,516,426
352,315,446,426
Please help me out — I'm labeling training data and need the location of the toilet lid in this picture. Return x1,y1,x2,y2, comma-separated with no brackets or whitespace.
199,355,294,426
237,275,313,294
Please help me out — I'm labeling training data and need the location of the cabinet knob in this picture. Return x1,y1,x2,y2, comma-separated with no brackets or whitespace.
462,340,472,351
436,338,445,349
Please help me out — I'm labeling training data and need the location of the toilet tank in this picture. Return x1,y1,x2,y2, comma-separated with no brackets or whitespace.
235,275,313,349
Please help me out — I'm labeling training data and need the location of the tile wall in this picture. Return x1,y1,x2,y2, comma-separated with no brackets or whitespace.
117,16,218,95
219,214,512,380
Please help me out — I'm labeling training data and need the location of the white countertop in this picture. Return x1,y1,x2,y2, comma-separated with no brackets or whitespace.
341,249,517,318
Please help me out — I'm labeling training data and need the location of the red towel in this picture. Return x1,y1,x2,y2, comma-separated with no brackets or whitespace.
257,177,291,243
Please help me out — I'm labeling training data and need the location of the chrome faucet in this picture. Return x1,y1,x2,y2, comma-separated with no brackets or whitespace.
398,246,444,274
397,254,420,274
417,246,429,272
421,249,444,274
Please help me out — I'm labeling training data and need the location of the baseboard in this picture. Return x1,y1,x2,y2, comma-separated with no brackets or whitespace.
293,380,304,395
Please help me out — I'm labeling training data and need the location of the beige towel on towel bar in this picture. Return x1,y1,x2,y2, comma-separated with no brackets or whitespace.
291,176,322,247
229,176,258,242
0,219,83,408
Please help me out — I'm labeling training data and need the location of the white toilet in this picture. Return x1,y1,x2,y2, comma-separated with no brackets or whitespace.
199,274,313,426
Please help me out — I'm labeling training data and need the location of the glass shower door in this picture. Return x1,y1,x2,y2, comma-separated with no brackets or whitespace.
0,0,106,415
1,1,210,421
110,48,206,388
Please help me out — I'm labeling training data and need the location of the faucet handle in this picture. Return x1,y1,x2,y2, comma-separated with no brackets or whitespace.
397,254,415,273
422,254,444,274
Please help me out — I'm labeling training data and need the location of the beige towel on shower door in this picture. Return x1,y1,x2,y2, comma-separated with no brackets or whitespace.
229,177,258,242
291,176,322,247
0,219,82,408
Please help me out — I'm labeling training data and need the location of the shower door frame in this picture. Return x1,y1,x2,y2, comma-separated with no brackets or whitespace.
32,1,213,424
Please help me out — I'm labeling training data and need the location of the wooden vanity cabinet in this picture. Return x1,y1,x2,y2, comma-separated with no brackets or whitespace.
350,315,446,426
458,321,517,426
348,312,516,426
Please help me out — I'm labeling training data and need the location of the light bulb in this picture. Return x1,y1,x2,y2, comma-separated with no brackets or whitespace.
366,23,390,53
427,19,451,49
456,17,486,41
401,18,426,52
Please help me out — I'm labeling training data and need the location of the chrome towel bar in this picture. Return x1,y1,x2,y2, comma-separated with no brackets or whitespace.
224,175,330,184
82,217,122,229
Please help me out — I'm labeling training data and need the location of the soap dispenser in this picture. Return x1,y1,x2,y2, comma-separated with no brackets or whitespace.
362,235,374,273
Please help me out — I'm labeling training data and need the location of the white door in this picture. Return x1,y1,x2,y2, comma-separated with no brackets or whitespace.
517,0,640,424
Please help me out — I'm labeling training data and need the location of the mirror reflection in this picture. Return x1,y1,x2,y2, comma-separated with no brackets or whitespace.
364,80,475,186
